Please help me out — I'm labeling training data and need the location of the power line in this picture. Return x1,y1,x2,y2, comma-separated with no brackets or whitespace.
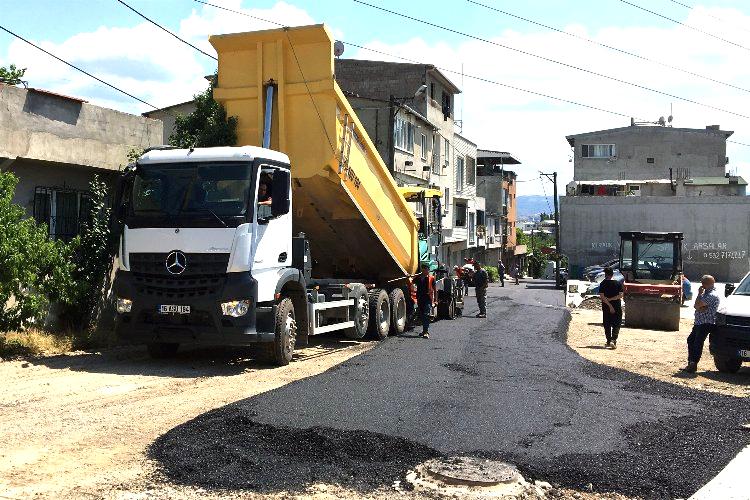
0,24,158,109
467,0,750,95
351,0,750,120
666,0,750,35
618,0,750,53
115,0,217,61
192,0,750,149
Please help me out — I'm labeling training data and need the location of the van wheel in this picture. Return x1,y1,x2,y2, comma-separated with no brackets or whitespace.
345,284,369,339
268,297,296,366
147,342,179,359
713,355,742,374
368,289,391,340
389,288,406,335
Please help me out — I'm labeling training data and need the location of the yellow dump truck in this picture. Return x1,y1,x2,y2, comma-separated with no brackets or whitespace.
113,24,462,364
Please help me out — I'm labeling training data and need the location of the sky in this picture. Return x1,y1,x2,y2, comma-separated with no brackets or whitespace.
2,0,750,195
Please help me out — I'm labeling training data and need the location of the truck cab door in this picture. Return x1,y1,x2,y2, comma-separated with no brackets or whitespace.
252,166,292,298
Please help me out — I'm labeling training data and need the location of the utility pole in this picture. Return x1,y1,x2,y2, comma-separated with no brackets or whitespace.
540,172,560,288
499,157,505,268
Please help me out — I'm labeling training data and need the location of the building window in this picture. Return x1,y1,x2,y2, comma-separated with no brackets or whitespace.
394,115,414,153
420,133,428,161
455,202,466,227
430,82,435,100
443,138,450,167
33,187,93,242
444,187,450,215
647,157,655,164
468,212,476,245
581,144,615,158
432,135,441,175
467,156,476,185
441,91,452,120
455,156,465,192
476,209,485,226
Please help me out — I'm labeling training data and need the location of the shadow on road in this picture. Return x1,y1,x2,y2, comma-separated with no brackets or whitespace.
149,405,440,494
26,334,365,378
698,368,750,385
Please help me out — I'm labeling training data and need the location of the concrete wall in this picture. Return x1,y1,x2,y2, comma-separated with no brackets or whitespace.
0,84,162,171
143,101,196,144
568,126,730,182
561,196,750,282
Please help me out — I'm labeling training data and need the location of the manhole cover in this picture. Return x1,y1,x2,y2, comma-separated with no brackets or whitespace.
422,456,521,486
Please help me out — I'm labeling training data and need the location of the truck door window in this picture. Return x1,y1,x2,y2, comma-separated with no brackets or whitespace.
256,168,275,221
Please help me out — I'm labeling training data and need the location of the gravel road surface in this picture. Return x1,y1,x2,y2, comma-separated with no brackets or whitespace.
153,281,750,499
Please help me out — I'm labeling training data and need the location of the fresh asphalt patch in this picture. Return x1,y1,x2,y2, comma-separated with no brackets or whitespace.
150,283,750,499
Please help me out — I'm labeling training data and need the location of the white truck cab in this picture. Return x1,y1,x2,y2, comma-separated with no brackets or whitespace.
711,272,750,373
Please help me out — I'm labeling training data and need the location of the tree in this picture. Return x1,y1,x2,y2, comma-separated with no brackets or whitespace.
0,172,74,331
0,64,27,87
169,78,237,148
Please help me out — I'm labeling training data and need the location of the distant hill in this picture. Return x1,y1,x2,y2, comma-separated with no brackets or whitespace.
516,195,556,219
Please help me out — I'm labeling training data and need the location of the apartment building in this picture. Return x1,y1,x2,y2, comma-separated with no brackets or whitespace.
561,122,750,281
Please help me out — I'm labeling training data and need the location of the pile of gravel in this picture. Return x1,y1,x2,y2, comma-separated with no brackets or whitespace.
577,297,602,310
149,405,440,493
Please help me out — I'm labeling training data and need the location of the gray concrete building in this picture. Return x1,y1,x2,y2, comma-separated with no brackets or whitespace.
0,83,162,240
561,122,750,282
142,100,195,145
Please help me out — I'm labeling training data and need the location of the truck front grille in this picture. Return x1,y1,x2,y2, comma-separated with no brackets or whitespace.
140,309,213,327
129,253,230,299
726,315,750,328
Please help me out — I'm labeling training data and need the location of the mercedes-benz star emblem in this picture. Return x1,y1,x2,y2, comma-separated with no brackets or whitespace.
165,250,187,275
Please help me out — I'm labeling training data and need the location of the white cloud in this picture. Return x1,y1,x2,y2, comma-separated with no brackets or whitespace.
0,1,317,116
350,4,750,195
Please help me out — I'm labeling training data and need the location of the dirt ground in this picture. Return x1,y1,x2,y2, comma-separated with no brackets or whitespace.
567,309,750,398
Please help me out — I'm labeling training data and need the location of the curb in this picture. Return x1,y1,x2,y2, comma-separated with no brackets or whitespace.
688,444,750,500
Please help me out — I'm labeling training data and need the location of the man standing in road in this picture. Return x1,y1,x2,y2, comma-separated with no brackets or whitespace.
683,274,720,373
599,267,623,348
473,261,489,318
511,263,520,285
497,260,506,287
415,263,436,339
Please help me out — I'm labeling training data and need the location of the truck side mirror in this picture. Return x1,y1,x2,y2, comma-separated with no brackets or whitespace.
725,283,736,297
271,169,291,217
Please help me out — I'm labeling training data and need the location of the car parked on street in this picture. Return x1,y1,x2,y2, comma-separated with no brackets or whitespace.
583,259,619,281
711,272,750,373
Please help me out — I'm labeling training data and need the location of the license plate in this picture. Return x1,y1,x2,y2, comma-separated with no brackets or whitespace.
740,350,750,358
159,305,190,315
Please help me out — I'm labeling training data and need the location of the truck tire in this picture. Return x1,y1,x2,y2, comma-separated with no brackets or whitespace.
269,297,297,366
147,342,179,359
345,284,369,339
368,289,391,340
713,355,742,374
389,288,406,335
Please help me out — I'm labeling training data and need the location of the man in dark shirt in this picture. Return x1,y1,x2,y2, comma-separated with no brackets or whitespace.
414,263,435,338
497,260,506,287
473,261,489,318
599,267,624,348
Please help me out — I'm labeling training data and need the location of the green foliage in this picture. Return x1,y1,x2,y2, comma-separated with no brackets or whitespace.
59,176,118,330
126,147,144,163
485,266,499,283
0,172,74,331
169,78,238,148
0,63,26,86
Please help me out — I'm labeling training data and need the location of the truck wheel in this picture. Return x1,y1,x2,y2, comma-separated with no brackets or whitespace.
368,289,391,340
345,284,369,339
147,342,179,359
389,288,406,335
270,297,297,366
713,355,742,374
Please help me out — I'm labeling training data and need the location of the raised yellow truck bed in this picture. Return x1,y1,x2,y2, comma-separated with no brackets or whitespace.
210,24,419,282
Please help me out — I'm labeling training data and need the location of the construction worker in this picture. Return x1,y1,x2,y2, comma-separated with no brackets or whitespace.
415,263,436,338
599,267,623,348
473,261,489,318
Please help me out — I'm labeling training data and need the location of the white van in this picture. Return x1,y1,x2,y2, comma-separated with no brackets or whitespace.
711,273,750,373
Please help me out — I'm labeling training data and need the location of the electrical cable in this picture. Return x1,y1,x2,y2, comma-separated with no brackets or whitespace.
467,0,750,95
191,0,750,149
539,175,553,215
351,0,750,120
0,24,159,109
115,0,217,61
618,0,750,53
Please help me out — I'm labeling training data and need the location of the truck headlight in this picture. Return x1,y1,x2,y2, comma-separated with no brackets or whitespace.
221,299,250,317
715,313,727,326
116,298,132,314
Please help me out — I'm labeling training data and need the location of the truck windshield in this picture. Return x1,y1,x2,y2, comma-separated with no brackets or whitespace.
634,241,675,280
131,162,253,220
734,274,750,295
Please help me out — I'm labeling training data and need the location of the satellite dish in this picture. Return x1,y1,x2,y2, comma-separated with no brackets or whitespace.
658,116,665,126
668,115,673,123
334,40,345,58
